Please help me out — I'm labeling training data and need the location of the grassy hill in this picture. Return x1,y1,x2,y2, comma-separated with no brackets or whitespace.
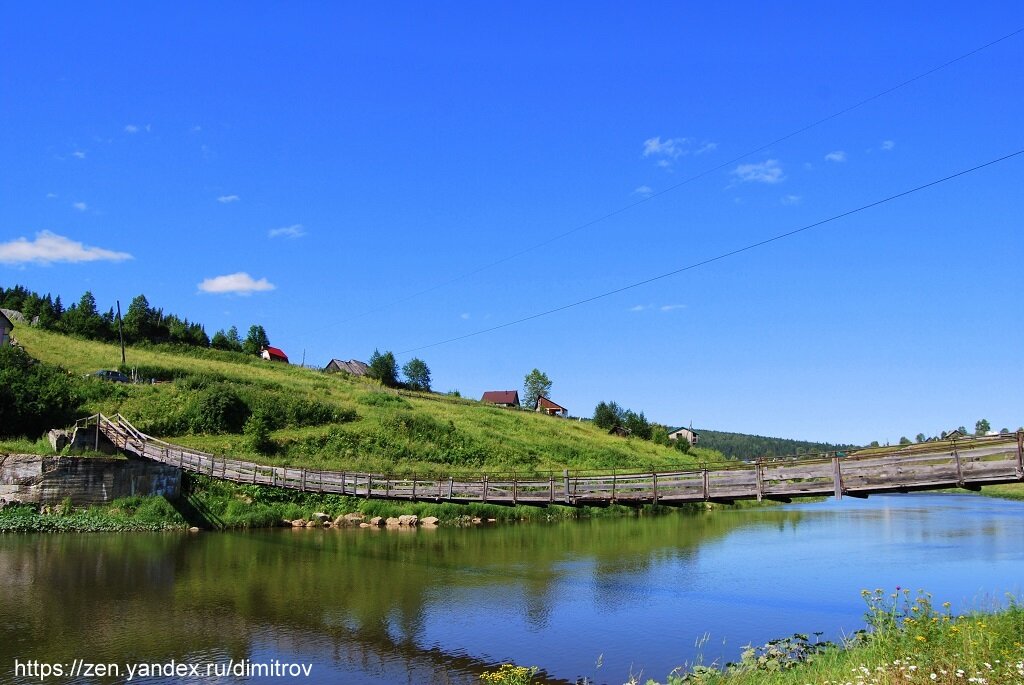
11,326,722,476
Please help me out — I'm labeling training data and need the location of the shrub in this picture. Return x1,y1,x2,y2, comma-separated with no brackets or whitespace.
188,384,251,433
0,346,82,438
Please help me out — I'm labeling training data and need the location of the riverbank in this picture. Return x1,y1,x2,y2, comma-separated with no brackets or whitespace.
485,590,1024,685
1,472,725,533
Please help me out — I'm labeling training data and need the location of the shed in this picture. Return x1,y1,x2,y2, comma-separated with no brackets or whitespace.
0,311,12,347
325,359,369,376
261,346,289,363
481,390,520,408
535,396,568,417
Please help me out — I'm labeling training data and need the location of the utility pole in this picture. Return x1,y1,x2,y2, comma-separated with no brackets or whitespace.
116,300,126,366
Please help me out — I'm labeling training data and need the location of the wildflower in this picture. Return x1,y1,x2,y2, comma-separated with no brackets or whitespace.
930,674,937,681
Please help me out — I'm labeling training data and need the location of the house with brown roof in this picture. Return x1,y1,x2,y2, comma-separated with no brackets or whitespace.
535,396,568,417
325,359,369,376
481,390,520,408
260,346,289,363
0,311,12,347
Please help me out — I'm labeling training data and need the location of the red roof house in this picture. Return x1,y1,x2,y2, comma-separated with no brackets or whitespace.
535,396,567,417
261,346,289,363
481,390,520,407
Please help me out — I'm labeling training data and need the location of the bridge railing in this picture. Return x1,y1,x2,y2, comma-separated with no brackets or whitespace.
80,414,1024,506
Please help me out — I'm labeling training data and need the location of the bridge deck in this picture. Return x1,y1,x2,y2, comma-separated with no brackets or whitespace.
85,414,1024,507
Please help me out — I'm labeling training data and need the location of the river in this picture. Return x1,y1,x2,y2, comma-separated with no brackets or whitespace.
1,494,1022,684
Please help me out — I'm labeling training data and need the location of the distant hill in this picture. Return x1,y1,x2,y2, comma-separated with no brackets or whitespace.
693,428,859,460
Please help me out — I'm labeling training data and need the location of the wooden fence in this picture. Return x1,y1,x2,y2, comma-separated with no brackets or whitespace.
83,414,1024,507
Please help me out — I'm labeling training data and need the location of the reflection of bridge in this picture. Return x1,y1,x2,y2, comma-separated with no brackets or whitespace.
87,414,1024,507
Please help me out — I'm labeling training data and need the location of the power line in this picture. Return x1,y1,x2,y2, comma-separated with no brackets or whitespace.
398,147,1024,355
315,26,1023,335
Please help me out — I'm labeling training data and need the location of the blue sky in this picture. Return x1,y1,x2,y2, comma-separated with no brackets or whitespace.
2,3,1022,445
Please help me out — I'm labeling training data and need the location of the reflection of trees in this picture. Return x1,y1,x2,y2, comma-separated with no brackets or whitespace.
0,508,807,683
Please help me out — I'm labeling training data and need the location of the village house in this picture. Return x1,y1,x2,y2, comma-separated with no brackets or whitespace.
481,390,520,408
260,346,289,363
668,426,699,446
0,311,12,347
535,396,568,418
325,358,369,376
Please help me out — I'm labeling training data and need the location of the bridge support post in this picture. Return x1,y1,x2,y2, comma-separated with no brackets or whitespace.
563,469,570,505
482,476,488,503
702,468,709,501
652,473,658,504
95,419,100,452
448,477,454,501
831,457,843,500
755,459,764,502
953,445,964,486
1017,430,1024,479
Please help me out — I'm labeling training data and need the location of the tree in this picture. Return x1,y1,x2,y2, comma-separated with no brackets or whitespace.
367,349,399,387
402,357,431,392
975,419,991,436
593,401,625,430
122,294,156,343
242,324,269,356
623,410,652,440
523,368,552,409
899,436,912,445
915,433,926,443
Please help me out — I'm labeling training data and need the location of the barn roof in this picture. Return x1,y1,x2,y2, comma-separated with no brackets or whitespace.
327,359,369,375
535,396,566,411
264,346,289,362
481,390,520,405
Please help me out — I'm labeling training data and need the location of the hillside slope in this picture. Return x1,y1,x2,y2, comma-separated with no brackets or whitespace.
15,326,720,476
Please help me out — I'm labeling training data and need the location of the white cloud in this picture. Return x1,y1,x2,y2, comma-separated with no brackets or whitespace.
124,124,139,134
217,195,240,204
643,136,690,158
781,194,802,205
71,150,86,159
0,231,132,265
643,136,716,169
72,202,88,212
881,140,895,151
460,313,471,320
733,159,785,184
632,303,685,312
268,224,306,239
197,272,275,295
824,150,847,163
46,192,58,199
634,185,653,196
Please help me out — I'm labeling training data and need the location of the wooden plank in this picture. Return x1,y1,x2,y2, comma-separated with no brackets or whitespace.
755,460,763,502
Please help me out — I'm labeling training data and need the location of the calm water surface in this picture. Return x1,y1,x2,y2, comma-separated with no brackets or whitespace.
1,494,1022,684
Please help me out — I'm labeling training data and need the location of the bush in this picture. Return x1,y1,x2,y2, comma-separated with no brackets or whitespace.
188,384,251,433
0,346,82,438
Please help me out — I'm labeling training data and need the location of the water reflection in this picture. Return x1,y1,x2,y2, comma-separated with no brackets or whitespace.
1,495,1022,684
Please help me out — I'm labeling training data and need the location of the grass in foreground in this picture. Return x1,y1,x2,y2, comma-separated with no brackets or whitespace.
481,590,1024,685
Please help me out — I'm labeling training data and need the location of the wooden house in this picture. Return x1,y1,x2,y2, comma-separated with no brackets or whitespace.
481,390,520,408
668,426,699,445
0,311,12,347
325,359,369,376
260,346,289,363
535,396,568,417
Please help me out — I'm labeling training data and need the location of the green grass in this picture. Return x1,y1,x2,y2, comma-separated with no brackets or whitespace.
633,589,1024,685
14,325,718,476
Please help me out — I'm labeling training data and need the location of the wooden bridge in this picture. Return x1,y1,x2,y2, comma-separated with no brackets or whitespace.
84,414,1024,507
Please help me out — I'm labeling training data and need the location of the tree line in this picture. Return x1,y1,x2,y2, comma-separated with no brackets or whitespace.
0,284,272,355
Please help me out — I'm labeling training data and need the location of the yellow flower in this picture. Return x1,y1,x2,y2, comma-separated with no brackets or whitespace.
915,636,927,642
